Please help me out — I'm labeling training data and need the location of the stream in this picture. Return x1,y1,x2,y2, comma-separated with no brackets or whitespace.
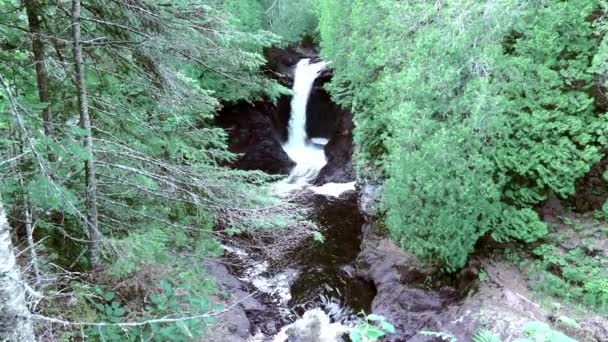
288,193,375,322
224,59,376,341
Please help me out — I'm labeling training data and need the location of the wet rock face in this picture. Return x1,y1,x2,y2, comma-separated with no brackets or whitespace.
313,96,355,185
203,261,264,342
217,100,295,175
356,237,447,341
355,233,554,341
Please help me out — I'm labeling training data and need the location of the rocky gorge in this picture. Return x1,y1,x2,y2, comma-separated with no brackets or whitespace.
205,43,608,342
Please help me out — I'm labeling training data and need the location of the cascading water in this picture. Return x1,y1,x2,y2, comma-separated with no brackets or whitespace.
228,59,372,342
275,59,330,194
285,59,327,151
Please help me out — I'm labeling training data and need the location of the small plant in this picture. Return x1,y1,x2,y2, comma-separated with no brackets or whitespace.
556,316,580,330
349,313,396,342
519,321,576,342
473,329,501,342
479,270,489,283
529,237,608,311
85,279,216,341
312,231,326,243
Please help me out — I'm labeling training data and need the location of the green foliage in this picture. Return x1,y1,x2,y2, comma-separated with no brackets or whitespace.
384,124,502,271
517,322,577,342
556,316,581,330
317,0,608,271
528,236,608,312
222,0,318,45
473,330,502,342
592,1,608,86
349,313,396,342
419,330,457,342
427,322,576,342
261,0,318,44
494,0,606,206
221,0,265,32
0,0,309,337
84,279,216,341
493,208,548,244
312,231,325,243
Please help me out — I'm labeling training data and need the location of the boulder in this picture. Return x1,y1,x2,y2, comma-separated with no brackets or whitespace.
356,237,446,341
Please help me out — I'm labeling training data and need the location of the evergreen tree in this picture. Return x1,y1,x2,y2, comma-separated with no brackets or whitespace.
0,0,307,338
317,0,608,270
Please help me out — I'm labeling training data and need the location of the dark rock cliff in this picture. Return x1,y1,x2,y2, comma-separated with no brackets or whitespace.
217,44,355,183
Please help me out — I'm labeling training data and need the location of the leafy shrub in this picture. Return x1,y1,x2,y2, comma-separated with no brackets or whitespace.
493,208,548,244
262,0,318,43
317,0,607,271
85,279,217,341
529,241,608,311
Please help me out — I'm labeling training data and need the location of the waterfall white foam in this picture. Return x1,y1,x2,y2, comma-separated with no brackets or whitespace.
275,59,329,194
310,181,356,198
285,59,328,150
271,309,350,342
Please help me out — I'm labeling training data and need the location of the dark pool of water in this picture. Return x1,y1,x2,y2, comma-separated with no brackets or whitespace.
286,191,376,322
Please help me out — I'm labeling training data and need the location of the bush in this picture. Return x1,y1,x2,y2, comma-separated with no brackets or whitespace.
317,0,607,270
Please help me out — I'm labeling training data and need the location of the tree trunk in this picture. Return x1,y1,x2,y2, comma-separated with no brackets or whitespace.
72,0,101,269
0,195,35,342
24,0,53,137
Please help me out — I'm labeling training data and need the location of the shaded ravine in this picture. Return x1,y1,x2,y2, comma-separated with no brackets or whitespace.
271,59,374,327
212,50,608,342
216,58,376,341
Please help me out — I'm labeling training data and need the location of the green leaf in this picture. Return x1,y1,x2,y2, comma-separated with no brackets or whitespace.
366,314,384,321
312,231,325,243
103,292,115,301
349,330,361,342
113,308,126,317
366,327,386,339
381,321,396,334
160,279,173,295
149,294,164,305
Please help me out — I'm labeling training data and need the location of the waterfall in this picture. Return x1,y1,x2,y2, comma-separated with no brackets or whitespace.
285,59,327,149
276,59,329,194
252,59,361,342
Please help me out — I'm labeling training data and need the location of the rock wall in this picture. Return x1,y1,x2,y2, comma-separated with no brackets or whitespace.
217,99,295,175
217,44,354,181
313,97,355,185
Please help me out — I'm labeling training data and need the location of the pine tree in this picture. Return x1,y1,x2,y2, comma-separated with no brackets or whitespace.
71,0,101,269
317,0,608,270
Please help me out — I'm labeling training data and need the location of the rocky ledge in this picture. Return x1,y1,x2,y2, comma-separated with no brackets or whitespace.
356,184,608,341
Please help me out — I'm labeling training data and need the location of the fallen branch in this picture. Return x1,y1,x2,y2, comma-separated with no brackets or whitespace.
28,291,256,328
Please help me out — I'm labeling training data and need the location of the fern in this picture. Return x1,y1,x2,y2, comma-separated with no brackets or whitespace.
473,330,502,342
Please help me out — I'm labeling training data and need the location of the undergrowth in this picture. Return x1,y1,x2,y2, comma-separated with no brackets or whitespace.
503,209,608,314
